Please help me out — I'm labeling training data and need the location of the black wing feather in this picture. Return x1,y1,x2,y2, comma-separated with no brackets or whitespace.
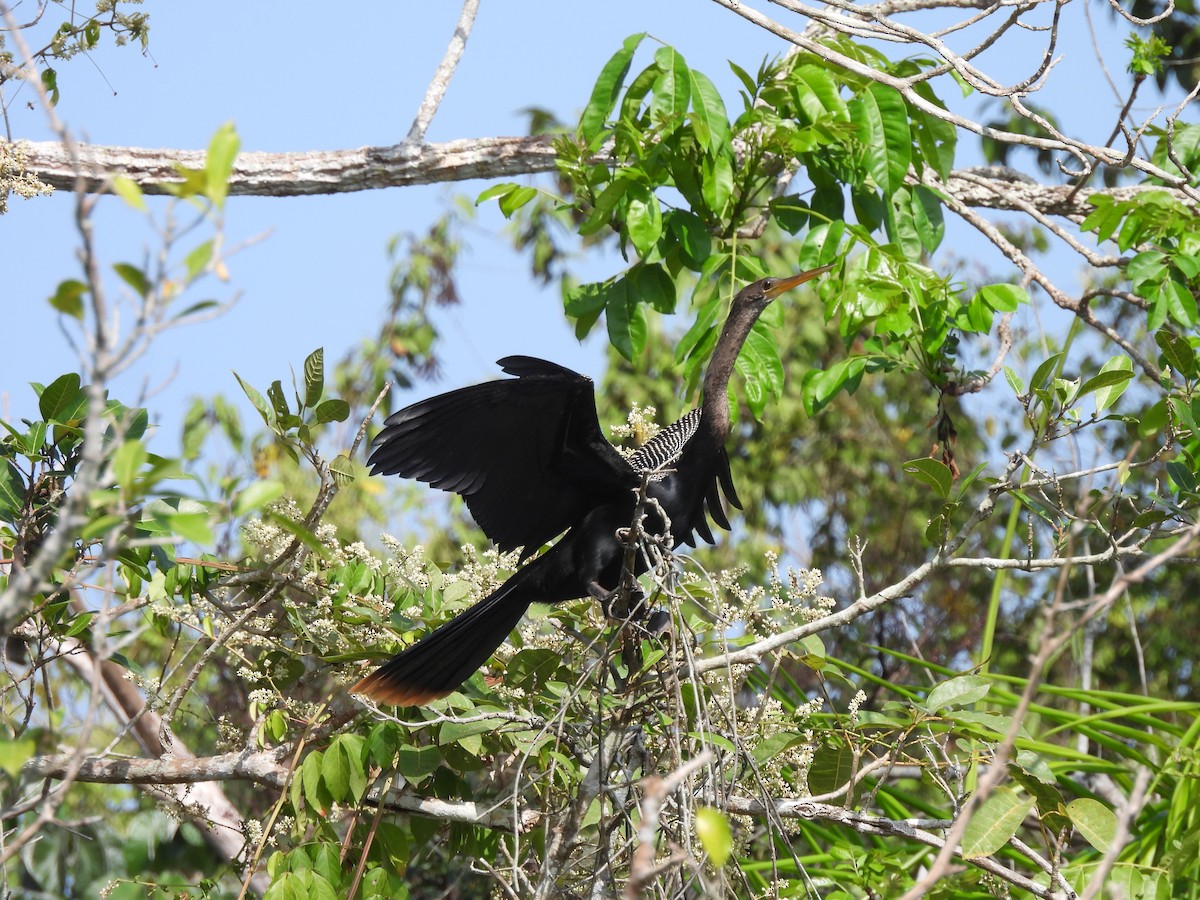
369,357,636,553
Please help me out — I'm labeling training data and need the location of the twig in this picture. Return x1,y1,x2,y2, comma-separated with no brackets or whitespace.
405,0,480,145
626,751,714,899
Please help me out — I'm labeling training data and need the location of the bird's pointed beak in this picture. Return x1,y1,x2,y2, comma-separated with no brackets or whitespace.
764,264,835,299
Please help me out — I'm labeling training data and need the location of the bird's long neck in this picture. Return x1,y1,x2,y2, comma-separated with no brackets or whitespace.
701,299,762,441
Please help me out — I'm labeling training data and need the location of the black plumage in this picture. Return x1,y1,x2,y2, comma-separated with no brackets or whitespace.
352,266,832,705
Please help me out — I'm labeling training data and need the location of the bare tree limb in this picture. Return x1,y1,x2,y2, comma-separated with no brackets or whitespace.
22,748,542,833
405,0,480,144
10,134,558,196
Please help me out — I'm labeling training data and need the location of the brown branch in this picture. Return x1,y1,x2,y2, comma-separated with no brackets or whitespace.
11,129,1199,222
23,748,541,833
626,751,714,899
14,134,558,196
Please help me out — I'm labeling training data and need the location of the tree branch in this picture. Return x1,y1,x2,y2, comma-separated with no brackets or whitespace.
22,749,541,833
12,134,558,196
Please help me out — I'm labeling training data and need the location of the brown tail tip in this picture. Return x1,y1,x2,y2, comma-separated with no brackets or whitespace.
350,672,449,707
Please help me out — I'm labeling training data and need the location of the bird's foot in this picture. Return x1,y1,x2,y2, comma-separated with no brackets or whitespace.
588,581,647,621
587,581,671,637
640,608,672,637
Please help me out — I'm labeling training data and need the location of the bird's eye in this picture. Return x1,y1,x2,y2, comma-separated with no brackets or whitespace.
762,279,774,290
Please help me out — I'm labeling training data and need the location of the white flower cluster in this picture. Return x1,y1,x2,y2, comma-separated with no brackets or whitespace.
216,715,244,752
0,141,52,213
380,535,432,590
241,817,264,849
847,689,868,724
610,403,662,456
241,499,306,558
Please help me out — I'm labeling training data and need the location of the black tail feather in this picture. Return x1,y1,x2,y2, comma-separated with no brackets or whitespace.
351,580,531,706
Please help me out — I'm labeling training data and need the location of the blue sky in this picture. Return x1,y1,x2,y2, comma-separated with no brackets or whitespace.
2,1,1157,449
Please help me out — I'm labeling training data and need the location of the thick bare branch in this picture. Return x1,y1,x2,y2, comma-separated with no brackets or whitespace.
23,748,541,833
12,134,558,196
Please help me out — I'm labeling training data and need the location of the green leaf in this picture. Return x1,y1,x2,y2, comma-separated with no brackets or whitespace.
912,91,957,178
163,165,208,200
314,399,349,424
110,175,147,212
183,240,215,282
802,356,866,416
205,121,240,209
1127,250,1168,288
38,373,85,422
925,674,990,713
1066,798,1117,852
1081,360,1134,414
579,33,645,143
808,746,855,796
851,84,911,194
0,736,36,777
1167,460,1197,493
606,278,639,361
911,185,945,253
650,45,690,125
301,750,327,812
507,648,564,691
564,281,609,318
476,182,518,204
902,458,954,500
113,263,150,298
329,452,355,486
267,380,291,422
687,67,731,155
626,186,662,257
233,372,272,426
1080,194,1125,242
793,64,848,121
666,211,712,270
635,264,676,313
736,326,785,418
579,178,630,236
695,806,733,867
885,187,922,262
49,279,87,319
303,348,325,409
1155,329,1196,378
701,152,734,219
0,461,24,519
498,186,537,218
396,745,441,780
1164,278,1198,327
729,60,757,98
1028,352,1063,394
234,480,286,517
977,283,1027,312
1002,365,1026,396
112,438,147,492
675,296,720,366
168,512,213,546
321,741,350,800
40,65,59,105
961,787,1036,858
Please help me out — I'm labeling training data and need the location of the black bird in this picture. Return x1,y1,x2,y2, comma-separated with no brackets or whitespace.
352,266,832,705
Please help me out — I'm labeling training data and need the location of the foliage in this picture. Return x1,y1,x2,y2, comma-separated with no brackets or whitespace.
4,7,1200,900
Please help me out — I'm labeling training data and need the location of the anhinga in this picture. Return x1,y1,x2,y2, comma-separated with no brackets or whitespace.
352,265,832,705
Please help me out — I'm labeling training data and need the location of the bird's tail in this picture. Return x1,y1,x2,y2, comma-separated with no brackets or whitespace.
350,576,533,706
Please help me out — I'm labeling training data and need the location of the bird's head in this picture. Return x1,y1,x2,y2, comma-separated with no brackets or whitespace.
736,264,834,309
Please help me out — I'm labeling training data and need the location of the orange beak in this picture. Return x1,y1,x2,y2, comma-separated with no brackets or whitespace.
763,263,834,299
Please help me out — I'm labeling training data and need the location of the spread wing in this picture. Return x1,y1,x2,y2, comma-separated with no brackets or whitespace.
368,356,638,554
